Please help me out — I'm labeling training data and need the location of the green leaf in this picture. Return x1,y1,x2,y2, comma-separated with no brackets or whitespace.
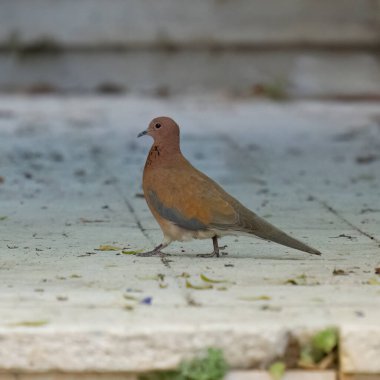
0,216,7,221
200,274,229,284
10,320,49,327
239,295,271,301
186,280,213,290
367,277,380,285
333,269,347,276
285,274,308,285
123,294,138,301
312,328,338,354
122,249,143,255
268,361,286,380
95,245,122,251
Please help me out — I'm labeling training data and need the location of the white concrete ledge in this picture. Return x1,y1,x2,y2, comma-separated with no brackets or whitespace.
0,0,379,47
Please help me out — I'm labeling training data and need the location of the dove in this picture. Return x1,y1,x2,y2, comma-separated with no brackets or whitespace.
137,117,322,257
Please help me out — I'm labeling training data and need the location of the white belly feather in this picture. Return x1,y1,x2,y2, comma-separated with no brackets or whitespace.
162,221,239,244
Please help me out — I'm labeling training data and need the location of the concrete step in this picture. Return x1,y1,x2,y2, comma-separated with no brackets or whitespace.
1,50,379,97
0,0,379,47
0,370,337,380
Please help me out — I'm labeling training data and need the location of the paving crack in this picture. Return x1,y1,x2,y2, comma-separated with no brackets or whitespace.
222,135,380,251
315,197,380,245
112,180,152,243
223,133,380,248
90,146,151,243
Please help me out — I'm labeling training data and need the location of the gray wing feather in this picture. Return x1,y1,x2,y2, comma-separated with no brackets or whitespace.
147,190,207,231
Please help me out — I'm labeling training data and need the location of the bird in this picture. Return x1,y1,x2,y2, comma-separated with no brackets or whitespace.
137,116,322,258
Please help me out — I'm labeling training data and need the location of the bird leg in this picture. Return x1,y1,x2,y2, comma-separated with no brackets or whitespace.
197,236,221,258
137,243,170,257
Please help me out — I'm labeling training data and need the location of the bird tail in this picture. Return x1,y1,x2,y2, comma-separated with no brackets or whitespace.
259,226,322,255
236,208,322,255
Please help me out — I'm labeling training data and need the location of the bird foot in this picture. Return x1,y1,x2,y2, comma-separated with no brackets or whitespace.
136,243,170,257
196,252,220,258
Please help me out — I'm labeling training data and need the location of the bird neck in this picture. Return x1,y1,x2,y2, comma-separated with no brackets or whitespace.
145,142,182,167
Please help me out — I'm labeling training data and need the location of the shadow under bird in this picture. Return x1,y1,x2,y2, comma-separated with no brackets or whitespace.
137,116,322,257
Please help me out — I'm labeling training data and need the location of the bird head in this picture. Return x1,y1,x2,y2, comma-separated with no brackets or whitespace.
138,117,180,145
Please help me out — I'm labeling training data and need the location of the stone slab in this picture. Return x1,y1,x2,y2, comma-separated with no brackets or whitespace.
0,96,379,374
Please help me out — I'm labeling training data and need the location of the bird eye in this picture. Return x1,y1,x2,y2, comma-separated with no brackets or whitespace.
155,123,161,129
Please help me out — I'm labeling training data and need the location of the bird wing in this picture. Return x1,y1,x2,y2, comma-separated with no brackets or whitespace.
146,166,283,237
144,164,239,231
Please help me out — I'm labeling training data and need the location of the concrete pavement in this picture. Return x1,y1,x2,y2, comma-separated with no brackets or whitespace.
0,95,379,377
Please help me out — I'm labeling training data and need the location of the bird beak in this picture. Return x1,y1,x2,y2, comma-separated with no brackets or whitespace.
137,130,147,138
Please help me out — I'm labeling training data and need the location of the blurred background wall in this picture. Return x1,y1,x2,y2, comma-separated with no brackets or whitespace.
0,0,379,98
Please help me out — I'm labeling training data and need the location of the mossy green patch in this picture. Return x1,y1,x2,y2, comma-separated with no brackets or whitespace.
298,328,338,369
139,348,227,380
268,361,286,380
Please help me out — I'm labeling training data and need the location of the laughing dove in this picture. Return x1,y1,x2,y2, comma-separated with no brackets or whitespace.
137,117,322,257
